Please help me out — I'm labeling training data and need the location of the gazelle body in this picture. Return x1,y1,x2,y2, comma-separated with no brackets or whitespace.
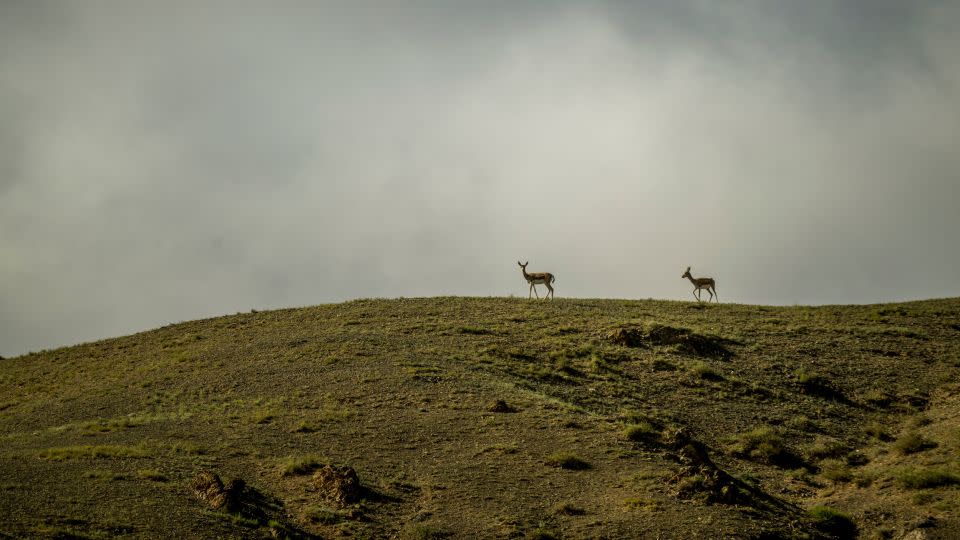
682,266,718,303
518,261,555,300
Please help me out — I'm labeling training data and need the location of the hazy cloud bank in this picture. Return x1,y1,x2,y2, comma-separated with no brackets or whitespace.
2,1,958,356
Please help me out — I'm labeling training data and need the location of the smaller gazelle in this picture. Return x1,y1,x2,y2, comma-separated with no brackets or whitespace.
518,261,555,300
682,266,718,303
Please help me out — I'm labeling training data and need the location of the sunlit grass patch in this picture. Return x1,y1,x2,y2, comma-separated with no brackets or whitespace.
624,421,661,444
893,432,938,455
808,505,857,537
137,469,168,482
38,444,150,461
624,497,660,511
279,455,326,477
895,468,960,489
689,360,723,381
725,427,802,468
819,459,853,483
804,437,849,462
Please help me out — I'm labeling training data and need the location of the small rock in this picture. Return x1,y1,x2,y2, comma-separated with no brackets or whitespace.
313,465,361,505
192,471,229,510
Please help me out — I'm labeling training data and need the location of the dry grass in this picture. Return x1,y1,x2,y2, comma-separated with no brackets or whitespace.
1,296,959,538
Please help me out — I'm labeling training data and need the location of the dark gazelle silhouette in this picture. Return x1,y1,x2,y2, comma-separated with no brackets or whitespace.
518,261,555,300
682,266,718,303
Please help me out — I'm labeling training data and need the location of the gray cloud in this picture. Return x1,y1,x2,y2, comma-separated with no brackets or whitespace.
2,1,959,356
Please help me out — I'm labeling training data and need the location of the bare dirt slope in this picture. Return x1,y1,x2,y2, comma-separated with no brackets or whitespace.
2,297,959,539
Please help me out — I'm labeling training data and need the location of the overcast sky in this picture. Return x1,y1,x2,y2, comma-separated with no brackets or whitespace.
2,1,959,357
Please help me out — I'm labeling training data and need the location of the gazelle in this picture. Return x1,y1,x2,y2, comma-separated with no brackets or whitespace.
682,266,718,303
518,261,555,300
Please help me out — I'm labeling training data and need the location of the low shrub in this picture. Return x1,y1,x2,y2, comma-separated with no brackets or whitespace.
808,505,857,537
624,422,661,444
893,433,937,455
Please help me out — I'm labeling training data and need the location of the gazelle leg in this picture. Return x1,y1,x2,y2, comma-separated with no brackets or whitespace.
545,282,554,300
533,284,540,299
693,289,700,302
712,287,718,303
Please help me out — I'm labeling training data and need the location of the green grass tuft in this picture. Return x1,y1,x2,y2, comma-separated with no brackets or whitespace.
726,428,799,467
279,455,325,477
808,505,857,537
895,468,960,489
624,422,661,444
136,469,168,482
893,432,937,455
38,445,149,461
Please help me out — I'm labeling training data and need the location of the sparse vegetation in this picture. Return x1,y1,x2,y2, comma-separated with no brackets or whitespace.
689,360,723,381
279,455,325,477
805,437,849,462
137,469,168,482
2,296,960,537
796,368,843,400
552,502,586,515
725,427,799,467
865,421,892,441
819,459,853,483
624,421,661,444
307,506,351,525
808,505,857,537
38,444,149,461
893,432,938,455
895,468,960,489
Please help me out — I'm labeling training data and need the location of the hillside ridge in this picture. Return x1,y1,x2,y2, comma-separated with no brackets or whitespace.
2,297,959,539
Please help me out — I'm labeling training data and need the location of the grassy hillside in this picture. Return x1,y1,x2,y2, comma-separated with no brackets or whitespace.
2,297,960,539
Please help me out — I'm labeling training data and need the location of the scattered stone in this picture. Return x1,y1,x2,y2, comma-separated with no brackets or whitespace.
192,471,229,510
191,471,245,512
313,465,361,505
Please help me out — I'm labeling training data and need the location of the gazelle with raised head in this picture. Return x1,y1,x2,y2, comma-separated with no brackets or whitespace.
682,266,718,303
518,261,555,300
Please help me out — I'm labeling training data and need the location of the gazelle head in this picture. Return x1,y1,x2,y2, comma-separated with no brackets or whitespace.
682,266,692,279
518,261,528,270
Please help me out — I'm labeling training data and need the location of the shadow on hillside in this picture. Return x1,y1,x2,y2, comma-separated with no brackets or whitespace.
660,428,803,517
624,425,822,537
796,373,854,406
193,472,320,539
608,324,738,360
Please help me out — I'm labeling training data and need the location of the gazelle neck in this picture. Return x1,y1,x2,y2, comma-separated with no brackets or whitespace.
685,274,699,286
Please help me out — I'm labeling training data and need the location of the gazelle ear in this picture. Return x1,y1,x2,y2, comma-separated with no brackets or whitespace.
685,266,691,272
518,261,522,266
